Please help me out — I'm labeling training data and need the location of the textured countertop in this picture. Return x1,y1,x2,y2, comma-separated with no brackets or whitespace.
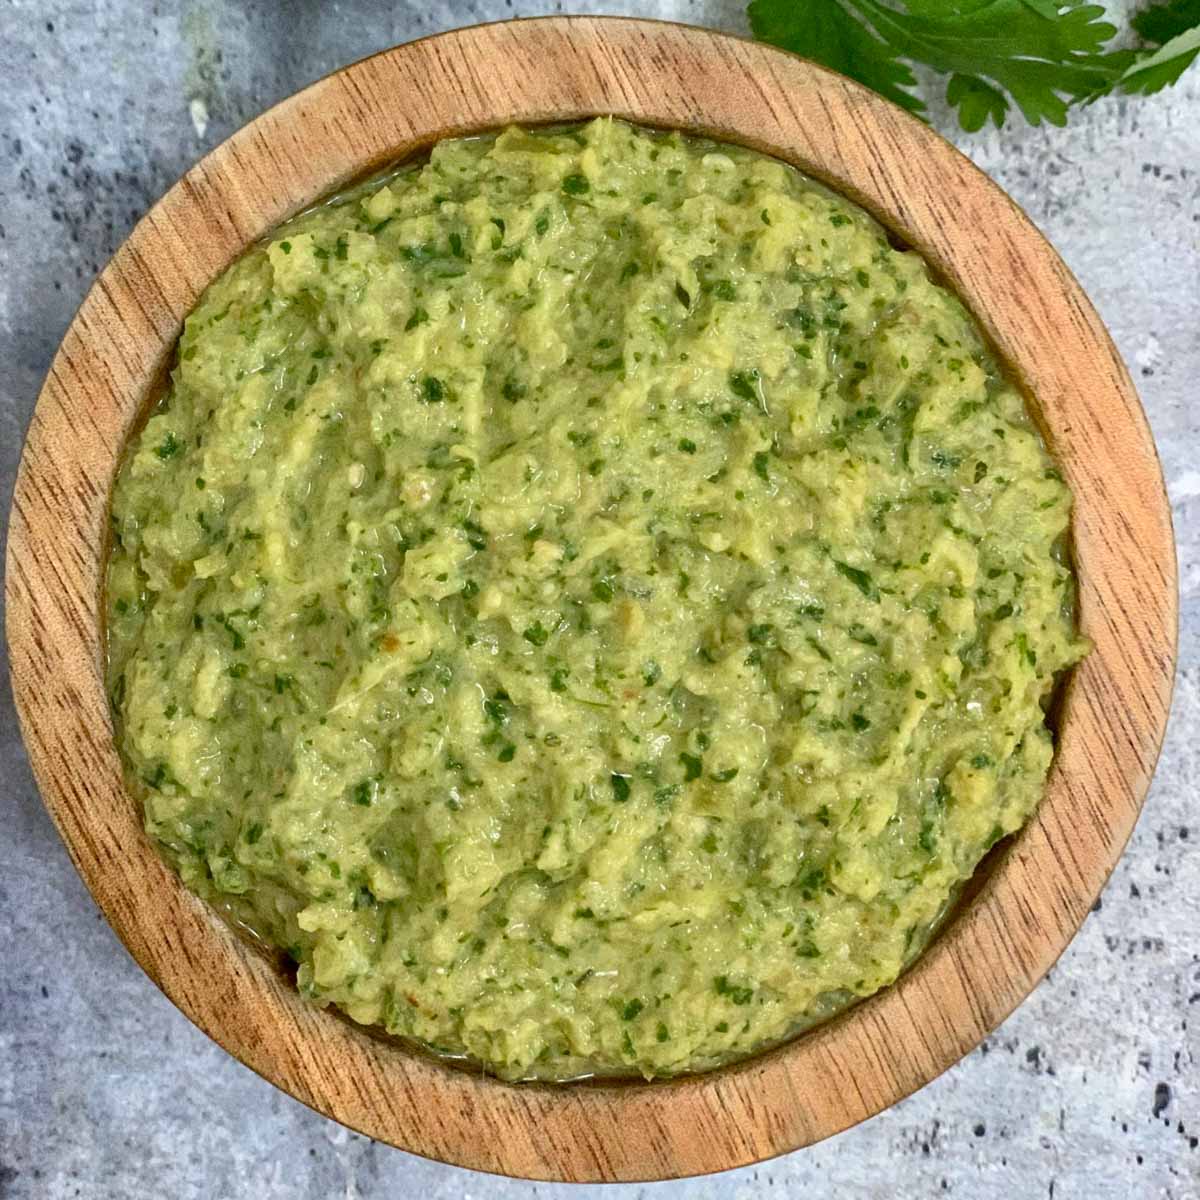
1,2,1197,1197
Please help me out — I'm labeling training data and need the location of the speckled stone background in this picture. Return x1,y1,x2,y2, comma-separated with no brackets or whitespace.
1,2,1197,1197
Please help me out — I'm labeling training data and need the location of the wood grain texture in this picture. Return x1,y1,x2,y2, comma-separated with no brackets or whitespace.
5,17,1177,1182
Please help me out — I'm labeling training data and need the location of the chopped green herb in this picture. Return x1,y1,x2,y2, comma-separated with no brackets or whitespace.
834,560,878,600
729,369,760,402
714,976,754,1005
523,621,550,647
154,432,182,460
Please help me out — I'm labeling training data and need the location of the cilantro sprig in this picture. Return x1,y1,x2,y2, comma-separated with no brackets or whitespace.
1125,0,1200,93
748,0,1200,131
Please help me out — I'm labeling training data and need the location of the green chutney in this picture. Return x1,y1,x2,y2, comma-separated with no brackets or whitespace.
106,119,1087,1080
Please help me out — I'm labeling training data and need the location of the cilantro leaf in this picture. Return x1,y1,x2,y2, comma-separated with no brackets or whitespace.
1133,0,1200,43
748,0,1199,131
1120,26,1200,94
1081,0,1200,101
747,0,925,115
945,72,1009,132
1014,0,1063,19
882,1,1121,127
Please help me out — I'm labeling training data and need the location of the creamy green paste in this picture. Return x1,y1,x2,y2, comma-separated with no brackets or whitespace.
106,119,1087,1080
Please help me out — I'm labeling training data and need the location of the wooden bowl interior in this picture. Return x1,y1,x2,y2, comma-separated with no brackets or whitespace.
6,17,1176,1182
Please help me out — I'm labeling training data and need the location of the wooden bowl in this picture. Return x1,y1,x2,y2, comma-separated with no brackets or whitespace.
7,16,1176,1182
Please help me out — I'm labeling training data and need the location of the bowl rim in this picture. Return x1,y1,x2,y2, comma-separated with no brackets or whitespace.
5,14,1177,1183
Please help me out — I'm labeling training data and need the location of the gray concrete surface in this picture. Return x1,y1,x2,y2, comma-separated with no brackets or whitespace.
1,2,1197,1197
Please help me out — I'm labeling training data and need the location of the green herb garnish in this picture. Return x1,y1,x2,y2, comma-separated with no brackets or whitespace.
748,0,1199,132
714,976,754,1005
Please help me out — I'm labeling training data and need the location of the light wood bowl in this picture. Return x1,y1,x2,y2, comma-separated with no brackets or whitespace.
7,16,1176,1182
